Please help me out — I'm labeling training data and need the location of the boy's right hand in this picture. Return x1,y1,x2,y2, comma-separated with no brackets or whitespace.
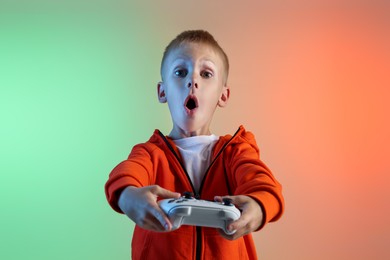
118,185,181,232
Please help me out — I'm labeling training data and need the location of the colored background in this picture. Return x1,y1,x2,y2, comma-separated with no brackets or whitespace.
1,0,389,259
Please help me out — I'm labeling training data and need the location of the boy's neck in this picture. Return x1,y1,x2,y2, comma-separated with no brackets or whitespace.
169,125,212,140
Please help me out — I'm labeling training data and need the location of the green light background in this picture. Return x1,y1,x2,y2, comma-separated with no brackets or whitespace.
1,1,172,259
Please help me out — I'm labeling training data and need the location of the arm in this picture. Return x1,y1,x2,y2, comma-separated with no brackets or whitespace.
218,131,284,240
105,144,180,231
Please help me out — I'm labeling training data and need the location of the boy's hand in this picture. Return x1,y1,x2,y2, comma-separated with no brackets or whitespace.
214,195,263,240
118,185,181,232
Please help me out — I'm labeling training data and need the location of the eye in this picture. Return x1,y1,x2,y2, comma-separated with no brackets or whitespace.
201,70,213,78
174,69,188,77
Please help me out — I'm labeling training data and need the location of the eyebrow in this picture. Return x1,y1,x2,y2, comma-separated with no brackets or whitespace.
171,57,217,68
171,58,187,65
202,59,216,68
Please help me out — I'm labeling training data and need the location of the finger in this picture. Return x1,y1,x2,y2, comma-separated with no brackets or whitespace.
225,217,253,240
150,185,181,199
150,204,173,231
214,196,246,238
137,206,171,232
214,196,223,202
214,195,244,206
221,196,254,232
142,218,166,232
225,195,247,207
227,214,249,233
217,227,247,241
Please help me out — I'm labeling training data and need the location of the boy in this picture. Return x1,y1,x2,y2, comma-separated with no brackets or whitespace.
105,30,284,260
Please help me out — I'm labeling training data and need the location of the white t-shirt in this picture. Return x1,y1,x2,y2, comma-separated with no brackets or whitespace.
173,135,219,193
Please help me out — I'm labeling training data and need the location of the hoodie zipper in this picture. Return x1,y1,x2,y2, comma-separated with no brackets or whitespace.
197,127,241,196
158,128,241,260
157,131,198,196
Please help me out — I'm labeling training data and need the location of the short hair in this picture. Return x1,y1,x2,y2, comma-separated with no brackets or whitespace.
160,30,229,84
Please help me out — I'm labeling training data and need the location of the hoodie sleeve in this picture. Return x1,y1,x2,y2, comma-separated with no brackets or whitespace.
104,144,154,213
227,130,284,229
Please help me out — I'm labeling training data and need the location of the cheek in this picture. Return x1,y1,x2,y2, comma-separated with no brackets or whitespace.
201,92,221,110
166,92,185,111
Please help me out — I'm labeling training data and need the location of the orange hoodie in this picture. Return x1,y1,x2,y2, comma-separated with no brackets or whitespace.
105,126,284,260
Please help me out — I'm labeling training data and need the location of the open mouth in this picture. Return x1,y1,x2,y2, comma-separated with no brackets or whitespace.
184,95,198,111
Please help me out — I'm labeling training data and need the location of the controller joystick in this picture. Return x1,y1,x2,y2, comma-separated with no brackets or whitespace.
183,191,193,199
159,193,241,235
222,198,233,206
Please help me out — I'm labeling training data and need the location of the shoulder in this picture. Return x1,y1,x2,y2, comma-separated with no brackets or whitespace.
221,125,259,148
214,125,260,159
128,130,166,158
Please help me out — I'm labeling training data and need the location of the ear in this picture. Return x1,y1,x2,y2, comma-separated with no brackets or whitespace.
157,82,167,103
217,85,230,107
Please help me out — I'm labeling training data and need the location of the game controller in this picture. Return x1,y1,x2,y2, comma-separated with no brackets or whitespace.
159,192,241,235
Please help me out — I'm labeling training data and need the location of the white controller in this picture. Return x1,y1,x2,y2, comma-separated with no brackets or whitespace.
159,193,241,235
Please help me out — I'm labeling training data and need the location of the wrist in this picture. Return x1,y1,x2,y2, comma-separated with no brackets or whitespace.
118,186,137,213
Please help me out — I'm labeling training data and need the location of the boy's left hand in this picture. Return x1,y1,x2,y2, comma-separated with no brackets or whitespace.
214,195,263,240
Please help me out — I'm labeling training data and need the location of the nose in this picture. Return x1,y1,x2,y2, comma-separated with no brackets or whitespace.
187,81,198,89
187,72,199,89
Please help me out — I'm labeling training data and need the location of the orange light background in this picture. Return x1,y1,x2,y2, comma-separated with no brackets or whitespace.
221,4,390,260
1,1,389,259
154,2,390,259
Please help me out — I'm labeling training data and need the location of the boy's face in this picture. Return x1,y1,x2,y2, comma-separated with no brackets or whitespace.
158,42,229,138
